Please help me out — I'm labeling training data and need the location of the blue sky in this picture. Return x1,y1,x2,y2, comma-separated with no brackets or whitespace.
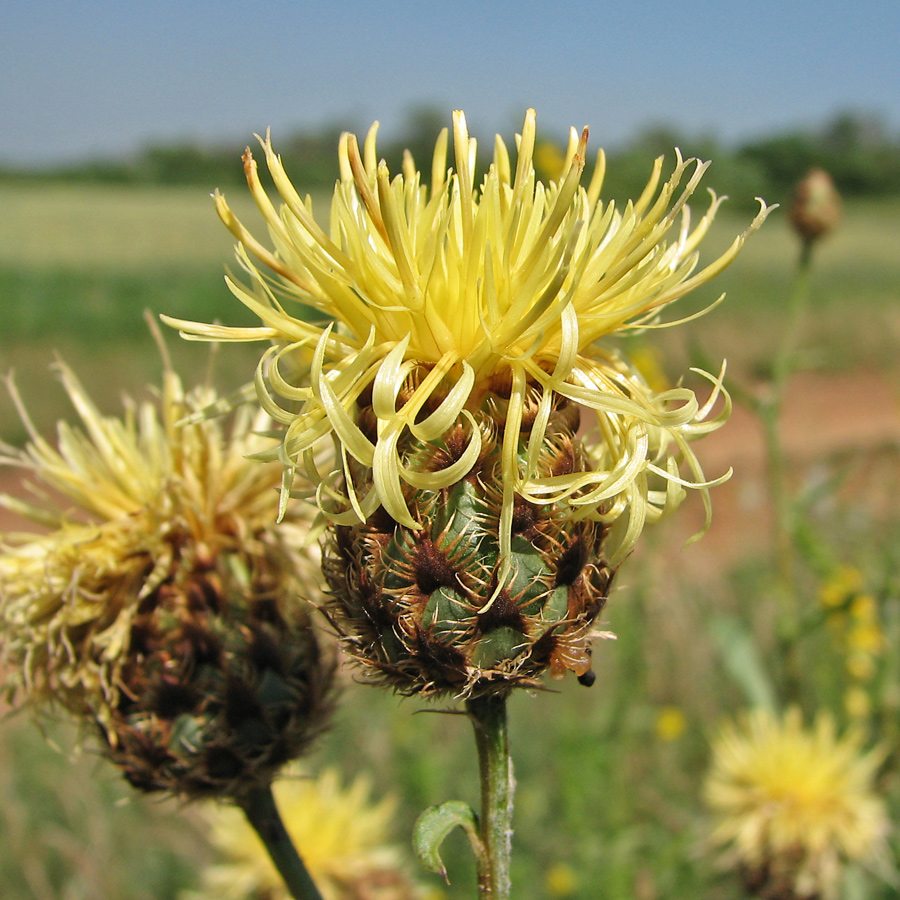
2,0,898,166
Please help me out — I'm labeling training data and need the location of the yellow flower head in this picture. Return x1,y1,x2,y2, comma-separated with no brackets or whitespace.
818,564,864,611
655,705,687,742
165,109,771,566
185,766,421,900
544,861,579,898
704,707,891,900
0,344,334,797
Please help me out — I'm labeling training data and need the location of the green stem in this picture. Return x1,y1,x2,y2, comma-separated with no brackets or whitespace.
239,783,325,900
467,694,514,900
772,241,814,390
759,395,795,608
762,239,815,699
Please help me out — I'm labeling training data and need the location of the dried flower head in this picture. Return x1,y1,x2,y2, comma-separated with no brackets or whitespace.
704,707,892,900
0,348,335,799
184,765,422,900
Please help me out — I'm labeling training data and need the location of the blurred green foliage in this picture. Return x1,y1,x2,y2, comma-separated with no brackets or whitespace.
0,714,208,900
3,107,899,210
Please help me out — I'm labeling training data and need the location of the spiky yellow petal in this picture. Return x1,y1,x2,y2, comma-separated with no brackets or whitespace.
164,109,771,570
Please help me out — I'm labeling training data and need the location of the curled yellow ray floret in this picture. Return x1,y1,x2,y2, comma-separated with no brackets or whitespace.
164,109,773,564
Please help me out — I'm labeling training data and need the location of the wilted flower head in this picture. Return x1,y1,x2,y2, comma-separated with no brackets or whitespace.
184,765,422,900
704,707,891,900
0,347,335,799
166,108,770,569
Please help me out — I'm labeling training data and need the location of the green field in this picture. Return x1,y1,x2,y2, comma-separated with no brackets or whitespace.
2,184,897,426
1,183,899,900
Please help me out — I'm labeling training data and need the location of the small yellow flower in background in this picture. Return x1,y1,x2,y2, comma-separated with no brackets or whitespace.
845,651,876,683
843,686,872,722
654,705,687,742
0,342,335,799
627,343,672,394
419,889,448,900
544,861,579,898
183,766,422,900
848,592,877,621
818,566,884,692
818,565,864,611
847,608,885,654
166,109,770,698
704,707,891,900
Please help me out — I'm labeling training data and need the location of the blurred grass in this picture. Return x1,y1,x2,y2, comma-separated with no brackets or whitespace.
0,183,268,270
659,198,900,374
1,185,897,430
0,712,209,900
1,183,899,899
0,183,273,441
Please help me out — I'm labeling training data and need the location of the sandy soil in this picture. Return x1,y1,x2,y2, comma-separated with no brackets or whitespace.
667,368,900,581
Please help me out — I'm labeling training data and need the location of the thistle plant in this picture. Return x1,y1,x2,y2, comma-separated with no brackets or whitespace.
769,168,841,598
165,108,771,897
0,331,336,899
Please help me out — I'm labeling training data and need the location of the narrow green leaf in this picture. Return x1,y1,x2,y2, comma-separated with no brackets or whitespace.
709,616,777,711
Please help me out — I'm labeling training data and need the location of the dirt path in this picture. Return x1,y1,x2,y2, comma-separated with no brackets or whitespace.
668,368,900,580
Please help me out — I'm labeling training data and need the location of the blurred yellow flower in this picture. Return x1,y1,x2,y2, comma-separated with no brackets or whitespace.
628,343,672,393
533,139,567,181
818,568,884,691
849,592,877,621
544,861,578,898
654,705,687,742
818,565,864,610
843,686,872,721
704,707,891,900
847,615,885,655
418,889,447,900
184,766,422,900
846,651,876,683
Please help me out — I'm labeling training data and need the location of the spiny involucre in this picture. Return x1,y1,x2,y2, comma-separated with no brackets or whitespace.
165,109,772,697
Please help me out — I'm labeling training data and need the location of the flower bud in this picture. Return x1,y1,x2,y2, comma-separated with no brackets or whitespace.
789,168,841,242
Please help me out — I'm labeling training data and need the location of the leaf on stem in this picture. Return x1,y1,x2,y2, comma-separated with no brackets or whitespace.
413,800,485,883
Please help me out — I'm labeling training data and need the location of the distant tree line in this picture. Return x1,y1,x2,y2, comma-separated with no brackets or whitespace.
3,108,899,208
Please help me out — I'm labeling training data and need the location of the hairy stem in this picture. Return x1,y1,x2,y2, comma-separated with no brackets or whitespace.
240,783,325,900
467,694,514,900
